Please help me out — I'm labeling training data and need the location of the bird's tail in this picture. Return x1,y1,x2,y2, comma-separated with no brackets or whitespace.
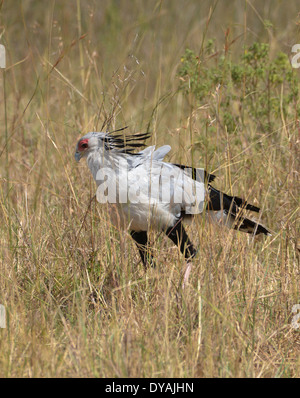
207,185,271,236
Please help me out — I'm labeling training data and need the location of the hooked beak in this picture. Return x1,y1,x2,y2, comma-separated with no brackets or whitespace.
75,151,82,162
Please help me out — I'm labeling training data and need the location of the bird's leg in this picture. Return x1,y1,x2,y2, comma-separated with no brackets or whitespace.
130,231,155,268
165,221,197,288
166,221,197,259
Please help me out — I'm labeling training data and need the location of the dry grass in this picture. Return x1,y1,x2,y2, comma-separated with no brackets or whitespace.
0,0,299,377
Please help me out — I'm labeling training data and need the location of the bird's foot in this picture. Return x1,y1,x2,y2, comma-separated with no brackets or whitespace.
182,261,192,289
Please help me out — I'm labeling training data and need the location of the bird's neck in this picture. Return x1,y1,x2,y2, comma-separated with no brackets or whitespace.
86,150,127,181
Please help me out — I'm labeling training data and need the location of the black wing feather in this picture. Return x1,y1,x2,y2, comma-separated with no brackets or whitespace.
207,185,260,213
173,163,216,183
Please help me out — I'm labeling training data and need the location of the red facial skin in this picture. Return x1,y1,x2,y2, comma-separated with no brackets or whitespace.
78,138,89,151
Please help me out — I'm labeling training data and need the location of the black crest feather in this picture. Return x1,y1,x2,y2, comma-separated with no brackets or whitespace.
104,128,151,154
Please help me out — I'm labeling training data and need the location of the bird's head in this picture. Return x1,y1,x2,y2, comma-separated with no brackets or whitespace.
75,128,151,162
75,132,106,162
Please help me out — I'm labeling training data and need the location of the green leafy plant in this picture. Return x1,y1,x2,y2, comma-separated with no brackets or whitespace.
178,42,299,134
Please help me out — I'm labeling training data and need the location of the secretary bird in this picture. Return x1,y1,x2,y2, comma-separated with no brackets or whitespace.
75,128,270,286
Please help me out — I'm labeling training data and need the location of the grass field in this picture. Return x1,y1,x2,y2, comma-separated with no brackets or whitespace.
0,0,299,377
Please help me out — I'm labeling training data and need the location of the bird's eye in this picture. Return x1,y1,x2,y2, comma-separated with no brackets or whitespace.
81,143,88,149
